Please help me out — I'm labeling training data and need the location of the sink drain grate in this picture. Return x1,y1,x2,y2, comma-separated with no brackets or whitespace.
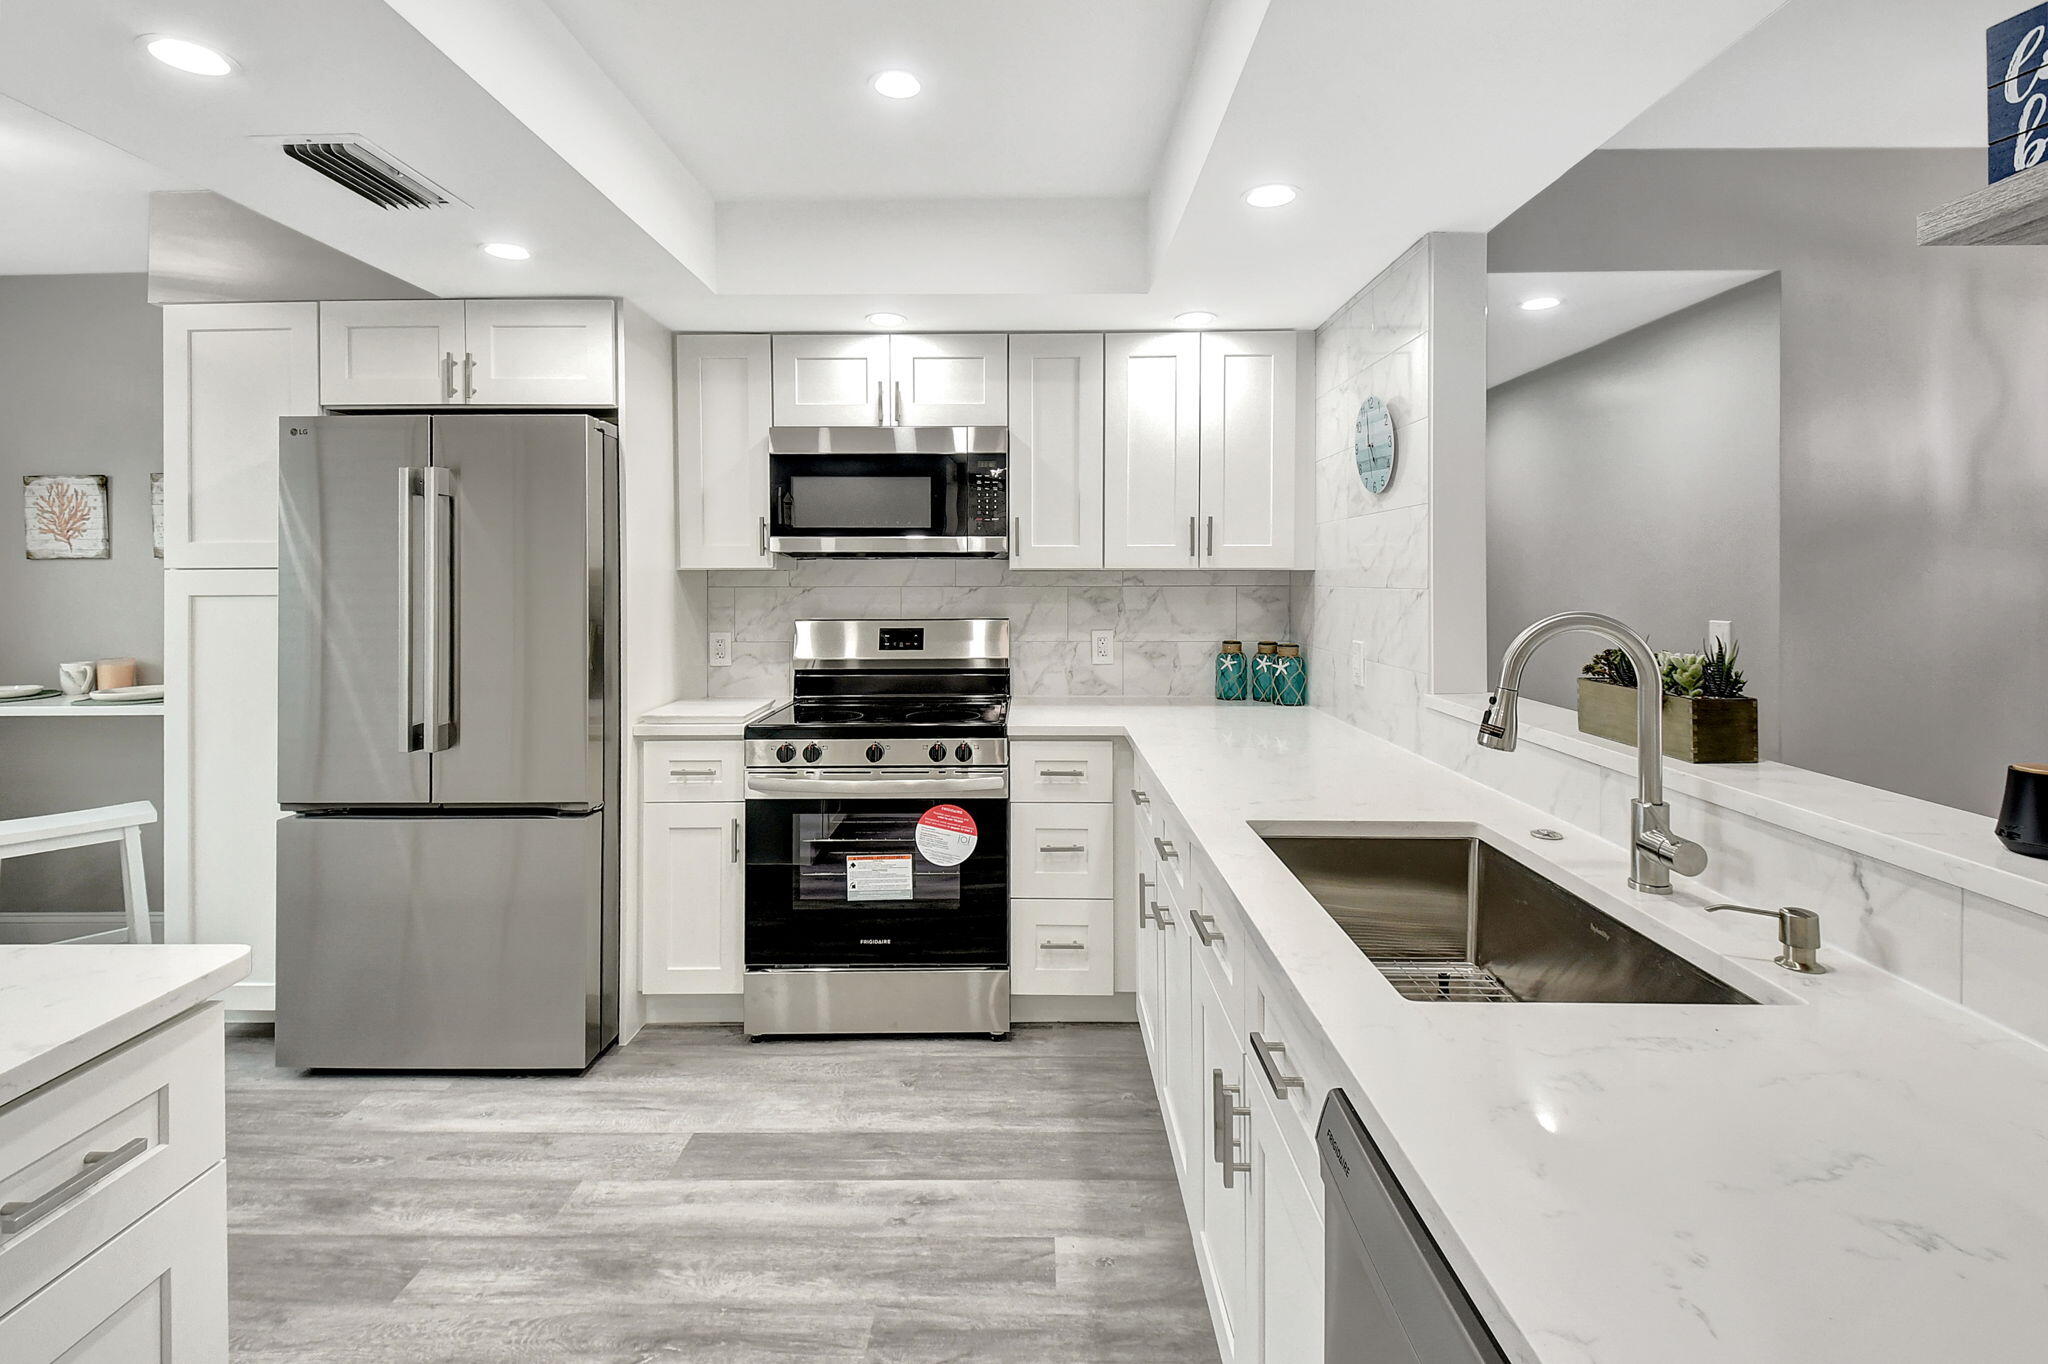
1377,961,1516,1002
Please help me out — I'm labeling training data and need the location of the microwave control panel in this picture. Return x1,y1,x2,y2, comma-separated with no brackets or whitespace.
967,460,1006,533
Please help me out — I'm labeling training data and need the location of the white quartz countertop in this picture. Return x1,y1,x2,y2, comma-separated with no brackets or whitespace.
0,944,249,1106
633,696,779,737
1010,699,2048,1364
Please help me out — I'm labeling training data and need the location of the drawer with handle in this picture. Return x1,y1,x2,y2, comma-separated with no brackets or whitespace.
1011,742,1114,804
1011,898,1113,996
1010,803,1114,899
1189,865,1243,1006
1248,958,1338,1178
0,1004,224,1317
641,740,745,802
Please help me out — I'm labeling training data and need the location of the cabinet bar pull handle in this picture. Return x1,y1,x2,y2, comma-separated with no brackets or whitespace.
1040,940,1088,951
1013,516,1021,557
1211,1070,1252,1188
1249,1032,1306,1097
894,380,905,427
1153,837,1178,860
0,1137,148,1235
759,517,769,555
461,352,476,400
441,352,457,403
1152,902,1175,928
1190,909,1224,948
874,381,885,426
1130,788,1150,805
1037,768,1086,777
730,816,741,863
1038,843,1086,854
1138,872,1153,926
1188,515,1197,558
1205,515,1215,557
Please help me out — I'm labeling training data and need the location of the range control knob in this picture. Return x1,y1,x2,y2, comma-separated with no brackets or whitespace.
928,742,948,762
866,742,886,764
955,742,974,762
775,743,797,763
802,743,823,764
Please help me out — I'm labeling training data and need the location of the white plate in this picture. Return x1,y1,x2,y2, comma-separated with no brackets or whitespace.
89,684,165,701
0,684,43,699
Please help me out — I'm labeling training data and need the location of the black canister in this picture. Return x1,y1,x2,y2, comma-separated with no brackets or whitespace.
1996,764,2048,859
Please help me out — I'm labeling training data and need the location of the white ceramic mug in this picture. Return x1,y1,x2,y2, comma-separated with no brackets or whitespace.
58,661,94,696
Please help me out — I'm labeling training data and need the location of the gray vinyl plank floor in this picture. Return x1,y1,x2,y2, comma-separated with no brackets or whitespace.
226,1024,1219,1364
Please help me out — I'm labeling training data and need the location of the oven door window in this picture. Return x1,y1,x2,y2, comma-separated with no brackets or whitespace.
745,797,1008,969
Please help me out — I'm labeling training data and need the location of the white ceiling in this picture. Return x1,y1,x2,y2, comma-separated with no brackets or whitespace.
545,0,1210,201
1610,0,2009,149
0,0,1788,328
0,94,189,273
1487,271,1772,386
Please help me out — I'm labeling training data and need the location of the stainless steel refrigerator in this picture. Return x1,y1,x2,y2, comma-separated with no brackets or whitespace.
273,414,619,1071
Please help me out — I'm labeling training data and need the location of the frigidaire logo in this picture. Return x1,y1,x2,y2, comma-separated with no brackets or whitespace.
859,938,891,945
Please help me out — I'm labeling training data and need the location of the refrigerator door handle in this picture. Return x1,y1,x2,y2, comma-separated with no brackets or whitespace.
403,467,428,752
421,465,458,751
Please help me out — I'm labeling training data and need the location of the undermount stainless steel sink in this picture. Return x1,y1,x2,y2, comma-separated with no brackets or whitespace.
1261,835,1757,1005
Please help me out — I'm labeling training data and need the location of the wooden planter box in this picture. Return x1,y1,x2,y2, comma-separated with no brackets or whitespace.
1576,678,1759,764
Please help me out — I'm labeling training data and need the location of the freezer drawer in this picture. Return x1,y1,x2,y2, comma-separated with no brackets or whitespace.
275,812,610,1070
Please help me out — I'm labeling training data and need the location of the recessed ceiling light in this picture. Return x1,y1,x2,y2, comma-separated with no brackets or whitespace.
1175,311,1217,327
1243,183,1298,209
1519,296,1562,311
142,35,234,76
871,71,922,100
866,312,907,327
481,242,532,261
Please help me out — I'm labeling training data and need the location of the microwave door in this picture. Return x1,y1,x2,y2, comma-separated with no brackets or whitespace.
278,415,434,808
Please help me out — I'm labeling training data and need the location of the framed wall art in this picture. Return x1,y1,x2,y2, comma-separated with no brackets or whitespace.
24,475,110,560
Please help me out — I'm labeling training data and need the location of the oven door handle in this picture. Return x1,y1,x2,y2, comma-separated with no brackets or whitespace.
745,770,1009,799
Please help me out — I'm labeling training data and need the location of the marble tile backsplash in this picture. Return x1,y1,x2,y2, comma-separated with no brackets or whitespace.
706,562,1292,700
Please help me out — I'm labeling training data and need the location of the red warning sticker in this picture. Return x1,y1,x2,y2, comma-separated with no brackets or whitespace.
916,804,978,867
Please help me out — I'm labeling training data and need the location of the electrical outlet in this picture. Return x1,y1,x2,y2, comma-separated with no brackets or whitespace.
1350,640,1366,687
1708,619,1733,650
1091,630,1116,665
709,632,732,667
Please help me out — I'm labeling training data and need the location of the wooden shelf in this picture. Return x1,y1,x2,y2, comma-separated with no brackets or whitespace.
1918,161,2048,245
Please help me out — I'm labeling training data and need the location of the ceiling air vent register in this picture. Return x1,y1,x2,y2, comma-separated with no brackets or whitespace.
280,138,452,209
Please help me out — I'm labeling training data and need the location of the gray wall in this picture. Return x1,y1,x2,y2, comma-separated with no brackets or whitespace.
0,274,164,922
1487,276,1781,752
1491,150,2048,816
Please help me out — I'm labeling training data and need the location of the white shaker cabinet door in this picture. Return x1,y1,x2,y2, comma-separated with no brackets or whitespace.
1197,963,1252,1363
319,300,466,407
163,570,279,1017
772,334,890,425
1104,332,1201,569
1007,334,1104,568
1249,1078,1326,1364
162,302,319,569
675,334,774,569
890,333,1008,426
640,800,744,994
1199,332,1301,570
462,299,618,406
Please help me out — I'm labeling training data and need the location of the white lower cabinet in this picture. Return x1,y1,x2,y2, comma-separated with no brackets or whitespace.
1010,898,1112,995
0,1164,227,1363
1196,961,1252,1362
1248,1077,1326,1364
638,799,744,994
1010,802,1114,900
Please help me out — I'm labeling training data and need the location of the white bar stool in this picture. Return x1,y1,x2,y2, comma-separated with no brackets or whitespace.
0,801,158,944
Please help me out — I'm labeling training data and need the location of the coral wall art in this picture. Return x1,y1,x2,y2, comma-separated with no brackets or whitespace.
24,475,110,560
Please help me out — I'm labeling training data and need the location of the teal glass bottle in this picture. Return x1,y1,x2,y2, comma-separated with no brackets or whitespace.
1249,641,1280,703
1213,640,1248,700
1273,643,1308,706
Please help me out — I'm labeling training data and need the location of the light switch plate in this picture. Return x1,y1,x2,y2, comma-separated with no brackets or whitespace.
1091,630,1116,665
709,632,732,667
1350,640,1366,687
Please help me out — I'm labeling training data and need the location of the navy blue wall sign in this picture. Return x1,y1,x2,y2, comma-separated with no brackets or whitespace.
1989,4,2048,182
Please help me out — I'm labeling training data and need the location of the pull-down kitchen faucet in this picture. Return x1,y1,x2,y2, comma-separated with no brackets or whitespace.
1477,612,1708,894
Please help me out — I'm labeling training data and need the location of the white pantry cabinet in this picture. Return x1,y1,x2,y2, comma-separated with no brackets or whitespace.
1104,332,1203,568
1199,332,1301,569
771,334,1007,426
1007,333,1105,568
162,571,279,1015
317,299,618,408
639,793,744,995
161,302,319,569
674,334,774,569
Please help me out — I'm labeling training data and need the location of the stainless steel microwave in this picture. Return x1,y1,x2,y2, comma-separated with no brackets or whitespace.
767,426,1007,557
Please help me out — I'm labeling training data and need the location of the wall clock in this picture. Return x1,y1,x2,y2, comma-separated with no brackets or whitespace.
1353,395,1395,494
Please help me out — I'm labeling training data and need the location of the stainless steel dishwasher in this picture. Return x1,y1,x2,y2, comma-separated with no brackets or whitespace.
1319,1091,1509,1362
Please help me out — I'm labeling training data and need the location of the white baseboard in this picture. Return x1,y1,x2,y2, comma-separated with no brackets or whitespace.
0,911,166,944
640,993,743,1025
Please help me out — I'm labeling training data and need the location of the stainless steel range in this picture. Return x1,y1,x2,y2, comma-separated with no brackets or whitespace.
741,619,1011,1038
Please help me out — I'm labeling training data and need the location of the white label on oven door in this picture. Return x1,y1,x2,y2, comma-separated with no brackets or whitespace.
847,853,914,902
916,804,979,867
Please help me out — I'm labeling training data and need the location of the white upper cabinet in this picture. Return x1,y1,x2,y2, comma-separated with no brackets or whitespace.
772,334,890,425
464,299,617,406
163,302,319,569
317,299,618,408
891,333,1008,425
675,334,774,569
1199,332,1301,570
1007,334,1104,569
318,301,465,406
1104,332,1202,569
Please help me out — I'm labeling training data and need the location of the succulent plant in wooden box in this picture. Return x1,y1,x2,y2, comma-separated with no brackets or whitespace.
1577,638,1758,763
